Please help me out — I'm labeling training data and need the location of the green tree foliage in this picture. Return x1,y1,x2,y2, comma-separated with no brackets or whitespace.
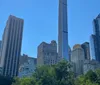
95,69,100,84
54,60,74,85
32,60,74,85
32,65,56,85
12,77,33,85
12,60,100,85
12,60,74,85
75,69,100,85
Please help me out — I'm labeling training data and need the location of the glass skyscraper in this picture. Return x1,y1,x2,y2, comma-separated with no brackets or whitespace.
81,42,91,60
58,0,69,60
90,14,100,62
90,35,97,60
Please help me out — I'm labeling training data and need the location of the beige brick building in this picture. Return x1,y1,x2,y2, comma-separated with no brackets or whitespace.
71,44,85,76
37,40,58,66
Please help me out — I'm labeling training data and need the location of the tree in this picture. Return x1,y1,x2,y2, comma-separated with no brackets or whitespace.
12,60,75,85
95,69,100,84
75,70,100,85
12,60,100,85
32,60,74,85
12,77,33,85
85,70,97,82
54,60,74,85
32,65,57,85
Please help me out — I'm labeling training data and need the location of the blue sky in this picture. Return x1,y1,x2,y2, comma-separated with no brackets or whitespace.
0,0,100,57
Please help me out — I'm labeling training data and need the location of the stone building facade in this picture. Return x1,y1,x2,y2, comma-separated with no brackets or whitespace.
71,43,100,77
83,60,100,74
18,55,37,78
71,44,85,76
37,40,58,66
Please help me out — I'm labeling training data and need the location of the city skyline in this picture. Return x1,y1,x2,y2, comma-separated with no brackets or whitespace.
0,0,100,57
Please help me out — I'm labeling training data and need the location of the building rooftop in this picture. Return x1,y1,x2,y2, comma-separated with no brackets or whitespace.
9,15,24,21
73,44,82,50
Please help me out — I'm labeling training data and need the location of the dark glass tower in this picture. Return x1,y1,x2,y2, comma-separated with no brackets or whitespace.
81,42,91,60
90,35,97,60
58,0,69,60
1,15,24,77
90,14,100,62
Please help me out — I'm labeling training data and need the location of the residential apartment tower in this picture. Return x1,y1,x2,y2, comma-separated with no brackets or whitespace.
58,0,69,60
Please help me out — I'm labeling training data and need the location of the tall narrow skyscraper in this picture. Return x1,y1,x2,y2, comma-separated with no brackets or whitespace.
58,0,69,60
0,15,24,77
